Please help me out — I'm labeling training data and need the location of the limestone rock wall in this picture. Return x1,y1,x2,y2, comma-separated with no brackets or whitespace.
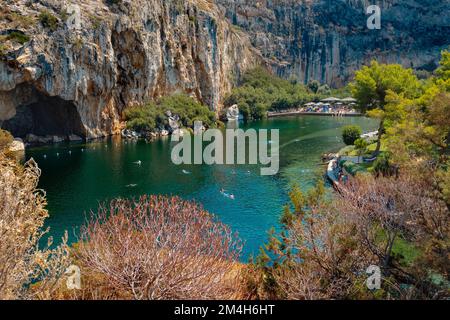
1,0,448,138
0,0,261,138
217,0,450,87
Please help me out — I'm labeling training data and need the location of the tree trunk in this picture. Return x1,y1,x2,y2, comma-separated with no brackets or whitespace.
372,120,384,158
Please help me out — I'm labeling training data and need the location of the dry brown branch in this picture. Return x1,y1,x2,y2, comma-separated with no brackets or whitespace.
74,195,243,300
0,155,70,300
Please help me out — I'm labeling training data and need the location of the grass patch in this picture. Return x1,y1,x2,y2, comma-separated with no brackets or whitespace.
39,10,59,31
340,160,372,175
5,31,30,44
391,237,421,266
375,228,422,267
0,11,36,29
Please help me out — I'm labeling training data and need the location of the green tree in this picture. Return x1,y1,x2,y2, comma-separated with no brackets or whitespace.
342,125,362,146
307,80,320,94
354,138,369,162
350,61,421,156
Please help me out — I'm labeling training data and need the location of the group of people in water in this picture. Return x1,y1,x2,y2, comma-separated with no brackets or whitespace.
132,160,236,200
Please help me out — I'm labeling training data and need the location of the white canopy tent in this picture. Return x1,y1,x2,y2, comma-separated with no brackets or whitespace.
321,97,341,103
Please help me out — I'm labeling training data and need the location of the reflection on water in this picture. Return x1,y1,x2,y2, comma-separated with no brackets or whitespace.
27,115,378,260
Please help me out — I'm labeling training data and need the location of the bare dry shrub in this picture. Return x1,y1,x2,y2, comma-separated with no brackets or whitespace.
74,196,243,300
338,172,449,298
0,155,70,300
274,172,449,300
274,199,373,300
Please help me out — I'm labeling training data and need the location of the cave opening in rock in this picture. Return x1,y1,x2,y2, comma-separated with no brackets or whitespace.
2,89,85,140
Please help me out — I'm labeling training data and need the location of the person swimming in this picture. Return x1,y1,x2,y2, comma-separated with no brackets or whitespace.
220,189,235,200
134,160,142,166
126,184,138,188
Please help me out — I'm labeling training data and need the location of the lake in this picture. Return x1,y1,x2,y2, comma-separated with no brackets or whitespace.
26,115,378,260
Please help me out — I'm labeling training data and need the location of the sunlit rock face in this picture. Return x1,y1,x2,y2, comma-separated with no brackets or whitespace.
217,0,450,86
1,0,448,138
0,0,260,138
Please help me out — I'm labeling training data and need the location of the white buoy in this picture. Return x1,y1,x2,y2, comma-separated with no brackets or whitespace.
56,153,59,157
43,155,47,159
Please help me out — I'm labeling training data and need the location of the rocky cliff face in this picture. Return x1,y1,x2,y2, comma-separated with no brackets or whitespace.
1,0,449,139
217,0,450,87
0,0,260,139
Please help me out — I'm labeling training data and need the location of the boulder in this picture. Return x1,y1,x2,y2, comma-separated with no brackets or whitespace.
25,133,40,143
8,138,25,152
227,105,240,121
68,134,83,142
168,116,180,131
52,135,65,144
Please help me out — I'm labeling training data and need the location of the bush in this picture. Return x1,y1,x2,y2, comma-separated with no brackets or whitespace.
253,173,449,300
73,195,243,300
39,10,59,31
124,94,216,132
5,31,30,44
0,156,70,299
342,125,362,145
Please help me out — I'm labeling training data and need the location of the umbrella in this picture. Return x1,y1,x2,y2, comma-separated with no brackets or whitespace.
341,97,357,103
321,97,341,103
304,102,316,106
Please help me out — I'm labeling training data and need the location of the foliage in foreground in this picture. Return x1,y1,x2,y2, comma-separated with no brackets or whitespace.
248,172,449,300
0,155,70,300
55,196,244,300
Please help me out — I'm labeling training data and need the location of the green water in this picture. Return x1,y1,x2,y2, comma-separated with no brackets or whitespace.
26,116,377,260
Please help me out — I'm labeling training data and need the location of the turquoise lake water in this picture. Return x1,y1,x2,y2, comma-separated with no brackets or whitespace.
26,116,378,260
